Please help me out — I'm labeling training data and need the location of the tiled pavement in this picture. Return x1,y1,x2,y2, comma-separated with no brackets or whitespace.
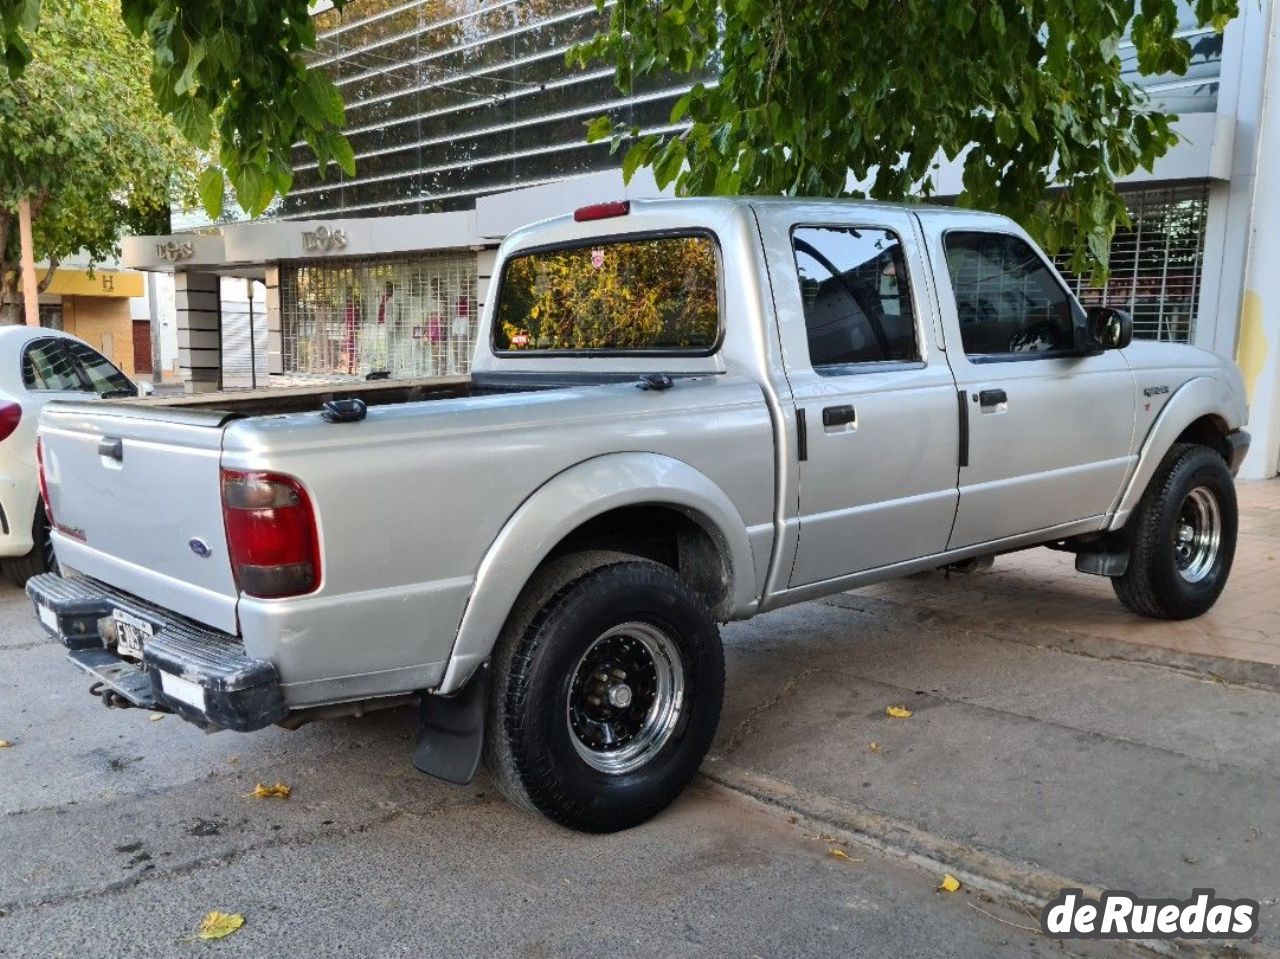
857,479,1280,665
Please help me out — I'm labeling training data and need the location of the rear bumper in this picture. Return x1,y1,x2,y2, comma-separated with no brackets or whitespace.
1226,429,1251,476
26,573,286,731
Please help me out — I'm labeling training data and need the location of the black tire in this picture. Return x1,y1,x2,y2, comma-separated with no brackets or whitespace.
485,552,724,833
1112,443,1237,620
3,506,56,588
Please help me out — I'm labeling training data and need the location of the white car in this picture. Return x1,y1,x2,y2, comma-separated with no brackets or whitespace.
0,326,149,586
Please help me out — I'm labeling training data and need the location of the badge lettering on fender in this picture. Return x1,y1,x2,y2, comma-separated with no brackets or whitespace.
1143,385,1169,397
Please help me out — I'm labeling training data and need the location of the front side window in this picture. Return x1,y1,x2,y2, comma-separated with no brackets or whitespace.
792,226,918,369
494,234,719,353
22,340,82,391
64,341,135,395
943,232,1078,358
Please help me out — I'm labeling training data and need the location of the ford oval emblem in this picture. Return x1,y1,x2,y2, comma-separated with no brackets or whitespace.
188,538,212,559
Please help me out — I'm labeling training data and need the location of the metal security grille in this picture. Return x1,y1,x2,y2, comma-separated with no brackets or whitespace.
280,252,479,379
1054,183,1209,343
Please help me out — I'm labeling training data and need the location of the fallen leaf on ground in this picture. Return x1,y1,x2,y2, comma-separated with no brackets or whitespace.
197,911,244,940
869,741,883,753
0,739,11,748
938,873,961,893
827,847,864,863
885,705,913,719
148,713,164,722
247,782,291,799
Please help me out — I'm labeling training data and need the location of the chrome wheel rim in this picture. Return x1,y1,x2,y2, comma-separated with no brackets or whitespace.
566,622,684,775
1174,486,1221,583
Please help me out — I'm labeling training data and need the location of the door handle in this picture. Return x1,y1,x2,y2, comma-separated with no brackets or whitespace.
97,437,123,461
822,404,857,428
978,389,1007,407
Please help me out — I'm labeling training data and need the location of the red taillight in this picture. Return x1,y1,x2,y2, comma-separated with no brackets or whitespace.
35,436,52,524
221,469,320,598
573,200,630,222
0,402,21,442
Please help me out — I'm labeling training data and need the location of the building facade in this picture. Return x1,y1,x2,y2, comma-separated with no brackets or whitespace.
122,0,1279,479
32,263,171,380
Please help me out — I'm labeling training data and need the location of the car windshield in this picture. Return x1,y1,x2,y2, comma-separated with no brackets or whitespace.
493,234,720,353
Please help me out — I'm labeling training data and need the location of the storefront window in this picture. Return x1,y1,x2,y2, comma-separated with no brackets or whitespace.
280,252,479,379
1053,183,1209,343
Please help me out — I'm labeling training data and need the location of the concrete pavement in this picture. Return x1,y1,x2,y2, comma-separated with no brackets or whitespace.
0,581,1135,959
7,519,1280,956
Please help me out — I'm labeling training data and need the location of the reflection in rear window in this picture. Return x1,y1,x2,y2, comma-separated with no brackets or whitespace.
494,235,720,353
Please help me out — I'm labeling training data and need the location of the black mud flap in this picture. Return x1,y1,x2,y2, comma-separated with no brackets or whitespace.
412,664,488,785
1075,533,1131,577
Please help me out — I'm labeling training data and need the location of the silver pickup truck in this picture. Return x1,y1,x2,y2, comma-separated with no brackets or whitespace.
28,198,1249,832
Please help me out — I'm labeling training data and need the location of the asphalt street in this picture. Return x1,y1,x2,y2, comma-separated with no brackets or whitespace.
0,579,1148,959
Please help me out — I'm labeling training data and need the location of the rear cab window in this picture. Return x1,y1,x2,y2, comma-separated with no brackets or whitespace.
493,234,721,354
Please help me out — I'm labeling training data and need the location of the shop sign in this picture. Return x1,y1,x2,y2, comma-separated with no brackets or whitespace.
301,225,348,253
155,239,195,262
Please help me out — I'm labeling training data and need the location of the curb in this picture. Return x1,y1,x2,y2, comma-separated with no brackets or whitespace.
820,594,1280,695
703,759,1273,959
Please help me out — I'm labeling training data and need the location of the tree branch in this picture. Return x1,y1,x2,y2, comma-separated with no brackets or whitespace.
36,255,58,295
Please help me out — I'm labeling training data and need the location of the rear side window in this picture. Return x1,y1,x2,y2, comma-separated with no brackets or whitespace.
494,234,719,353
22,340,82,391
65,341,134,395
943,232,1078,358
792,226,918,369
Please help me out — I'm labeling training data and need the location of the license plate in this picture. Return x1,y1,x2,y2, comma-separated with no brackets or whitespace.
112,608,154,660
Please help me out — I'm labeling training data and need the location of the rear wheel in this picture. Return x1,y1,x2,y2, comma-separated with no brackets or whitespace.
3,506,56,588
485,554,723,832
1112,444,1236,620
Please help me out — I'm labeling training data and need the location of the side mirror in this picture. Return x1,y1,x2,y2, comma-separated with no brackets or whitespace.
1083,306,1133,352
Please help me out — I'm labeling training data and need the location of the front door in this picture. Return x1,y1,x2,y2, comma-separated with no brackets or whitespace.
757,206,961,587
929,228,1136,548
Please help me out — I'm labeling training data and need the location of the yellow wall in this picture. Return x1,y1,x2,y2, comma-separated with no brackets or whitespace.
62,295,136,377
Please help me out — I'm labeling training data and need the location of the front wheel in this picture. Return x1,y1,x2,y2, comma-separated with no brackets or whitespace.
485,555,724,833
1112,444,1237,620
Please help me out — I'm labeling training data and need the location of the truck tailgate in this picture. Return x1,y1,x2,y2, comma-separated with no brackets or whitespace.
40,403,240,634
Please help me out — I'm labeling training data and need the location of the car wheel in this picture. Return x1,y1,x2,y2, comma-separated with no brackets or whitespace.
485,553,724,833
1112,443,1237,620
3,506,57,588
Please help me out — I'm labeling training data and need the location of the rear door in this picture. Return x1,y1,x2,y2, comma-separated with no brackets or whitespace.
40,403,239,632
757,206,961,586
928,226,1136,548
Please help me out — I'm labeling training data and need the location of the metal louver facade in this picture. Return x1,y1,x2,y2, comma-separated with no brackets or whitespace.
285,0,702,219
1054,183,1210,343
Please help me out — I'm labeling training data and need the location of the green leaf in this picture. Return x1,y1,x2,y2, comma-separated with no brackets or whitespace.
621,141,651,183
171,96,212,146
329,134,356,177
585,114,614,143
197,166,224,219
669,90,693,124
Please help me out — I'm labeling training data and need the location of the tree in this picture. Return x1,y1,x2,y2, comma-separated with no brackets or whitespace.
0,0,355,219
574,0,1238,276
0,0,198,323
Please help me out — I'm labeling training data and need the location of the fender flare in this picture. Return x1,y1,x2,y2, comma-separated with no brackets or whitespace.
1108,376,1241,530
436,452,759,693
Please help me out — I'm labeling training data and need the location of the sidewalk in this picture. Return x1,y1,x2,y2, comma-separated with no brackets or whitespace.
858,479,1280,666
712,594,1280,952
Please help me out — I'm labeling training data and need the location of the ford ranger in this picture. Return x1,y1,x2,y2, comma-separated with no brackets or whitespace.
27,198,1250,832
